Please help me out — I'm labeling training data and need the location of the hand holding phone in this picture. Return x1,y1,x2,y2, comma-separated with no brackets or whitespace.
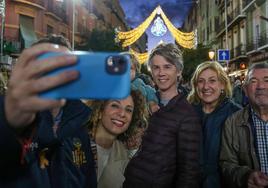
38,51,131,99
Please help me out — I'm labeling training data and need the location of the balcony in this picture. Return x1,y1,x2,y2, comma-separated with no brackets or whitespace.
246,29,268,53
216,0,230,8
26,0,44,6
230,44,247,62
236,44,247,56
228,6,246,27
12,0,45,9
216,6,246,37
246,38,259,53
77,23,91,37
1,36,22,55
259,30,268,49
242,0,253,8
215,17,225,34
243,0,266,11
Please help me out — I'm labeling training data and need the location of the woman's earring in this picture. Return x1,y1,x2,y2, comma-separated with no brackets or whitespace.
220,89,224,94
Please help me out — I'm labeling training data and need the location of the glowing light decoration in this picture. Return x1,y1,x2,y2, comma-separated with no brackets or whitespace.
115,5,195,49
151,16,167,37
129,48,149,64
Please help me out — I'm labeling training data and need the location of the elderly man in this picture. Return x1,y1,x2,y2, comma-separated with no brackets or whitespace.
123,43,201,188
220,62,268,188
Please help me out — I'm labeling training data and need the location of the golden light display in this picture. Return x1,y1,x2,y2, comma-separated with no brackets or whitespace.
160,9,195,49
129,48,149,64
116,8,158,47
115,5,195,49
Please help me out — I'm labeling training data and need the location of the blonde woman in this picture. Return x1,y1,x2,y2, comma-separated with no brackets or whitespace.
187,61,241,188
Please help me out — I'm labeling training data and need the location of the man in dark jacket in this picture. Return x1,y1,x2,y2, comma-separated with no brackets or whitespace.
0,35,96,187
123,43,201,188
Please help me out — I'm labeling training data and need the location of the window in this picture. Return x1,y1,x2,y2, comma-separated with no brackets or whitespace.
19,15,38,48
47,25,53,35
253,8,261,46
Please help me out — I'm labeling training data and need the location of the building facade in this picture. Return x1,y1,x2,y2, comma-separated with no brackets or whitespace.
184,0,268,79
1,0,129,57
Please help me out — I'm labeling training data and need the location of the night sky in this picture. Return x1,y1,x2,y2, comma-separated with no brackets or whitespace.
119,0,196,51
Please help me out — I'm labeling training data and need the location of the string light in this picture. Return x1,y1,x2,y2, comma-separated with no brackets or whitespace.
115,5,195,49
115,8,158,47
159,9,195,49
129,48,149,64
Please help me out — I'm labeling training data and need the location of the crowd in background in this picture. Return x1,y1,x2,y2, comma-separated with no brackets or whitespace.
1,34,268,188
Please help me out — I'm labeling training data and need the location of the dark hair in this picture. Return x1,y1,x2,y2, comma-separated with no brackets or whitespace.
148,43,183,71
33,34,71,49
121,52,140,73
88,89,148,142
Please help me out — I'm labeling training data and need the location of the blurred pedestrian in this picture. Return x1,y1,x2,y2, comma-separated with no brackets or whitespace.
122,53,156,157
187,61,241,188
220,62,268,188
123,43,201,188
126,52,159,114
232,79,243,105
0,71,7,94
0,34,97,188
87,89,147,188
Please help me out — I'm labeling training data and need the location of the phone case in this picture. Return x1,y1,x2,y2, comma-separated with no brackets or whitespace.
38,51,130,99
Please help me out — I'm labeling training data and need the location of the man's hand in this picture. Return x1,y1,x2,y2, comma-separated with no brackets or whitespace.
4,43,78,129
248,171,268,188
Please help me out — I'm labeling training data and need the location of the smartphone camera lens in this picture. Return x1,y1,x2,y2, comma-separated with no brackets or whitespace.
106,55,127,75
107,56,113,66
114,67,119,73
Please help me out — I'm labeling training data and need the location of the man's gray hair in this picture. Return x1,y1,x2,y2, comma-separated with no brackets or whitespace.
245,62,268,84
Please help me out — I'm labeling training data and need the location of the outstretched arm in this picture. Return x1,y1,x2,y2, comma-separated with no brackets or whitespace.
5,43,78,129
0,43,78,169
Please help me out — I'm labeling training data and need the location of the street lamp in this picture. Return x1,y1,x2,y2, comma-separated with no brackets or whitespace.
224,0,228,67
208,50,215,61
72,0,75,50
0,0,5,62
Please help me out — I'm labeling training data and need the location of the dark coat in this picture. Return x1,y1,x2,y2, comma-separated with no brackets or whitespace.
219,106,259,188
194,99,241,188
123,94,202,188
0,96,97,188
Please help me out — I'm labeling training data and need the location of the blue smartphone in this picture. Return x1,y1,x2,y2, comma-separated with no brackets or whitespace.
38,51,130,99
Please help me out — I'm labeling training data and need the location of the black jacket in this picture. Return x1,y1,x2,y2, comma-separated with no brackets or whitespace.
0,96,97,188
123,94,202,188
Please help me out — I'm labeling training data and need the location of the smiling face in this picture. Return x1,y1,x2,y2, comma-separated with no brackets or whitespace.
196,68,224,107
244,68,268,108
150,55,180,95
100,96,134,137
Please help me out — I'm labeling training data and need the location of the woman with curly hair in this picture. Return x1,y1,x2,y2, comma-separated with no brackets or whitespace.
87,89,148,188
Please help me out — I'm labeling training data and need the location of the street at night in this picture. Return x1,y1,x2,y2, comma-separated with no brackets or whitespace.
0,0,268,188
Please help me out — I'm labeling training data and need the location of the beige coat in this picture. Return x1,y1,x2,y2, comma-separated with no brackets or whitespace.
98,140,129,188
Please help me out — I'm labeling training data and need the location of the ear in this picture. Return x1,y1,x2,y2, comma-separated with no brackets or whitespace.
177,70,182,77
220,83,225,90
